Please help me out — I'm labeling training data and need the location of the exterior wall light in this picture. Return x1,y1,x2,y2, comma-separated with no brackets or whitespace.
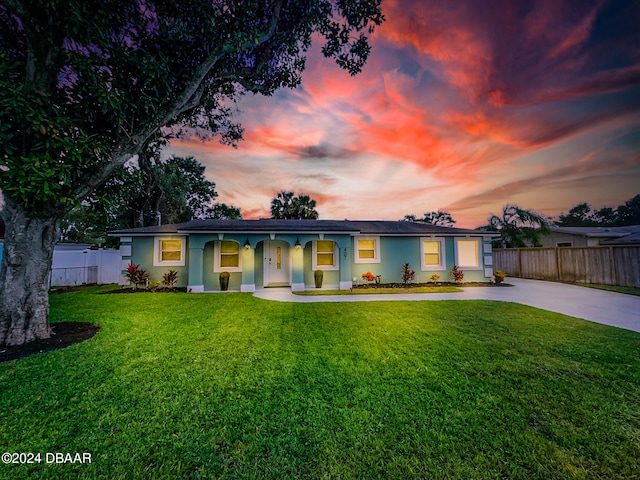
244,238,251,250
295,238,301,249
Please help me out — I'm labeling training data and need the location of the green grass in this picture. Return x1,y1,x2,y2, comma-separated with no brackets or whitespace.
575,282,640,296
1,286,639,479
295,286,462,295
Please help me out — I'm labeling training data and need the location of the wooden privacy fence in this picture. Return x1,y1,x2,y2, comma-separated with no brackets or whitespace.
493,246,640,287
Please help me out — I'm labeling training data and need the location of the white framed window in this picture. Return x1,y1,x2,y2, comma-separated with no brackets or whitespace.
455,238,482,270
354,237,380,263
420,238,446,270
312,240,339,270
214,240,242,272
153,237,186,267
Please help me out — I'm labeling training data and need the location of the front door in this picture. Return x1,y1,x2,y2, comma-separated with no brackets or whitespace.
264,240,290,286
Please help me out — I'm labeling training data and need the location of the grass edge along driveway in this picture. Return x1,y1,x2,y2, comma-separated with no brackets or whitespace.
0,287,638,479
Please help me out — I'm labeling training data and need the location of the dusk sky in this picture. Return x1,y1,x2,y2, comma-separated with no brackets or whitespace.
165,0,640,228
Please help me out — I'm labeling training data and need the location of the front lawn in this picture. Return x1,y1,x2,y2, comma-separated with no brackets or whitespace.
1,287,638,479
575,282,640,296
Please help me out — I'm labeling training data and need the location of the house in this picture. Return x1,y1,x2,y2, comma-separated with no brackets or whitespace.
541,226,640,248
109,219,499,292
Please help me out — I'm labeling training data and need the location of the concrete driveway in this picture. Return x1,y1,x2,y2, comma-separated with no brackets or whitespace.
253,278,640,333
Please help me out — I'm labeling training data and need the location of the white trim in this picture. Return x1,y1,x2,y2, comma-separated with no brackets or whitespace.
454,238,483,270
484,255,493,266
420,237,446,271
353,236,381,264
120,236,132,243
188,285,205,293
153,236,186,267
483,243,492,253
240,284,256,292
484,268,493,278
339,281,352,291
120,245,132,256
312,240,339,271
214,240,242,273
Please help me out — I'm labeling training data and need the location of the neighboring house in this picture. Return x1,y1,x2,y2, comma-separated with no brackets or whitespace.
110,219,499,292
541,226,640,247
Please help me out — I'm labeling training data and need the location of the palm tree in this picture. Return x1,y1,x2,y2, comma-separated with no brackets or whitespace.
270,191,319,219
480,204,550,248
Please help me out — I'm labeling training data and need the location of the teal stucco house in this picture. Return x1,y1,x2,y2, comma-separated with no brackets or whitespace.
110,219,499,292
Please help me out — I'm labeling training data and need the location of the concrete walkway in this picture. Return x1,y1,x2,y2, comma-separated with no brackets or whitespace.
253,278,640,333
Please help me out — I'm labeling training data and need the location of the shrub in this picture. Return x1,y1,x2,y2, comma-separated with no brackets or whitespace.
402,263,415,284
147,280,161,292
361,271,377,282
451,265,464,283
125,263,149,290
494,270,507,284
162,269,178,290
429,273,441,283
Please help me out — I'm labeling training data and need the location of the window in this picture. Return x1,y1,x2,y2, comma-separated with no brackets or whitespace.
219,240,240,269
420,238,445,270
354,237,380,263
455,238,481,269
556,242,573,247
153,237,186,267
312,240,339,270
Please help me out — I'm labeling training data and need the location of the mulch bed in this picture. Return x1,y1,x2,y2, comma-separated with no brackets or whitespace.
100,287,188,294
353,282,513,289
0,322,100,363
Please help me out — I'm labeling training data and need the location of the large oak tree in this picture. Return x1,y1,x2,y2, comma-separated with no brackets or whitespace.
0,0,384,346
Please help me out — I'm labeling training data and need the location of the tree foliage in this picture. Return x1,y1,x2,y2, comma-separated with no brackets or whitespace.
270,191,319,219
0,0,384,216
480,204,550,248
402,210,456,226
60,155,243,244
0,0,383,346
556,195,640,227
209,203,243,220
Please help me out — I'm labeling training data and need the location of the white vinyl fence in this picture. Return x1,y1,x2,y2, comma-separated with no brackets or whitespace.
0,241,122,287
50,246,122,286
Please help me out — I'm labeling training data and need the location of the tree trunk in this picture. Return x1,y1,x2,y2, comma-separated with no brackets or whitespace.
0,198,60,346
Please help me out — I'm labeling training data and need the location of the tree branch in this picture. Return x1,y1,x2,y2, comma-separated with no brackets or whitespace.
159,0,283,123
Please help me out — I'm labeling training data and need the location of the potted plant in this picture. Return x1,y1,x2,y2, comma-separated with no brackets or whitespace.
219,271,230,291
314,270,323,288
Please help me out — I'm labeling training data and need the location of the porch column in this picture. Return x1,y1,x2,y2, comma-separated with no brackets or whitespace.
291,242,305,291
187,246,204,293
241,244,255,292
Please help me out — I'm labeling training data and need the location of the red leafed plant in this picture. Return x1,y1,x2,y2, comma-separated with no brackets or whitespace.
125,263,149,290
451,265,464,283
402,263,415,284
361,271,377,282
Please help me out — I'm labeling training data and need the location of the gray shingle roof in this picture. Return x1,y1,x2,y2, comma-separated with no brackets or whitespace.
110,219,494,236
550,226,640,237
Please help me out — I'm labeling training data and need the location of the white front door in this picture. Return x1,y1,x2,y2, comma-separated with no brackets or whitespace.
264,240,290,286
